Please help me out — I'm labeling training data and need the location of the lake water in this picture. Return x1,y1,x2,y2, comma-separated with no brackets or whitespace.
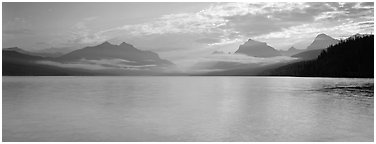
2,76,374,142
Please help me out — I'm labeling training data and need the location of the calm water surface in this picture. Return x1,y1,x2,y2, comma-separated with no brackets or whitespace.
2,76,374,141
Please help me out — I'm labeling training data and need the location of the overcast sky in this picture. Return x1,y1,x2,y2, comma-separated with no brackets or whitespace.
3,2,374,66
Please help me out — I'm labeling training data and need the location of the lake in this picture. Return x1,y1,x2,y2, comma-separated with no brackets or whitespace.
2,76,374,142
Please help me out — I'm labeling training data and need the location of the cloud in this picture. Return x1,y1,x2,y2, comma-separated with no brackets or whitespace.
186,53,297,73
199,53,297,65
61,16,106,47
104,2,325,38
97,2,373,51
253,19,374,49
42,2,373,61
36,58,157,71
100,12,225,37
3,28,34,35
36,60,106,70
220,3,328,37
195,38,222,44
83,16,97,21
359,2,374,7
81,59,156,70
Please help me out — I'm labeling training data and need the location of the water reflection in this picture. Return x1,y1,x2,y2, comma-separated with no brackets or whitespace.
2,76,373,142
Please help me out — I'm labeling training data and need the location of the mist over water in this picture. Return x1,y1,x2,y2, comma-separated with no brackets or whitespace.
3,76,373,141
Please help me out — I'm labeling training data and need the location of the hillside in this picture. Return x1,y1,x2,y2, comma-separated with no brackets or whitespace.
3,42,176,76
291,49,324,60
264,35,374,78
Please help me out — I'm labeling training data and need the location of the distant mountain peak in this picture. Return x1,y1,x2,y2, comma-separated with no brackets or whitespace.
307,33,339,50
243,39,268,46
235,39,280,57
316,33,329,38
119,42,134,47
279,46,303,56
99,41,113,46
288,46,297,50
314,33,335,40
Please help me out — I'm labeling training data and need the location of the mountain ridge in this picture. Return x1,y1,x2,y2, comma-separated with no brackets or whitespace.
279,46,304,56
235,39,281,57
57,41,174,66
3,41,176,76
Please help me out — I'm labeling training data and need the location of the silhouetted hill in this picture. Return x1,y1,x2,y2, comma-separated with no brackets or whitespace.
235,39,281,57
265,35,373,78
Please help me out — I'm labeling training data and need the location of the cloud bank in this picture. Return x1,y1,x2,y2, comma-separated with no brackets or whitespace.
36,59,157,71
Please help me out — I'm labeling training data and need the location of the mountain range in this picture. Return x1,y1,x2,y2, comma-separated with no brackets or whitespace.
3,42,175,76
265,35,373,78
192,33,372,77
57,41,173,66
290,34,340,60
232,33,339,59
3,33,373,77
191,33,339,73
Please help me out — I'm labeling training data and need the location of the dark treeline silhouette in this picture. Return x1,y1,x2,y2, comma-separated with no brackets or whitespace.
264,35,374,78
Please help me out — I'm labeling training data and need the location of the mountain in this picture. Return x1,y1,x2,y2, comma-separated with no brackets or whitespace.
264,35,373,78
3,50,46,62
3,47,40,56
279,46,304,56
235,39,281,57
2,50,84,76
306,33,339,50
291,49,324,60
32,47,77,57
57,41,174,66
290,34,339,60
3,49,116,76
3,42,176,76
3,47,70,58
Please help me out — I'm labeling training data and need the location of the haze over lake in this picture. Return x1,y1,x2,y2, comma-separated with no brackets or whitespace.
3,76,373,142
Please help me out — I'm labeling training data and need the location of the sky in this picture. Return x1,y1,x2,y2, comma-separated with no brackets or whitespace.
2,2,374,67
